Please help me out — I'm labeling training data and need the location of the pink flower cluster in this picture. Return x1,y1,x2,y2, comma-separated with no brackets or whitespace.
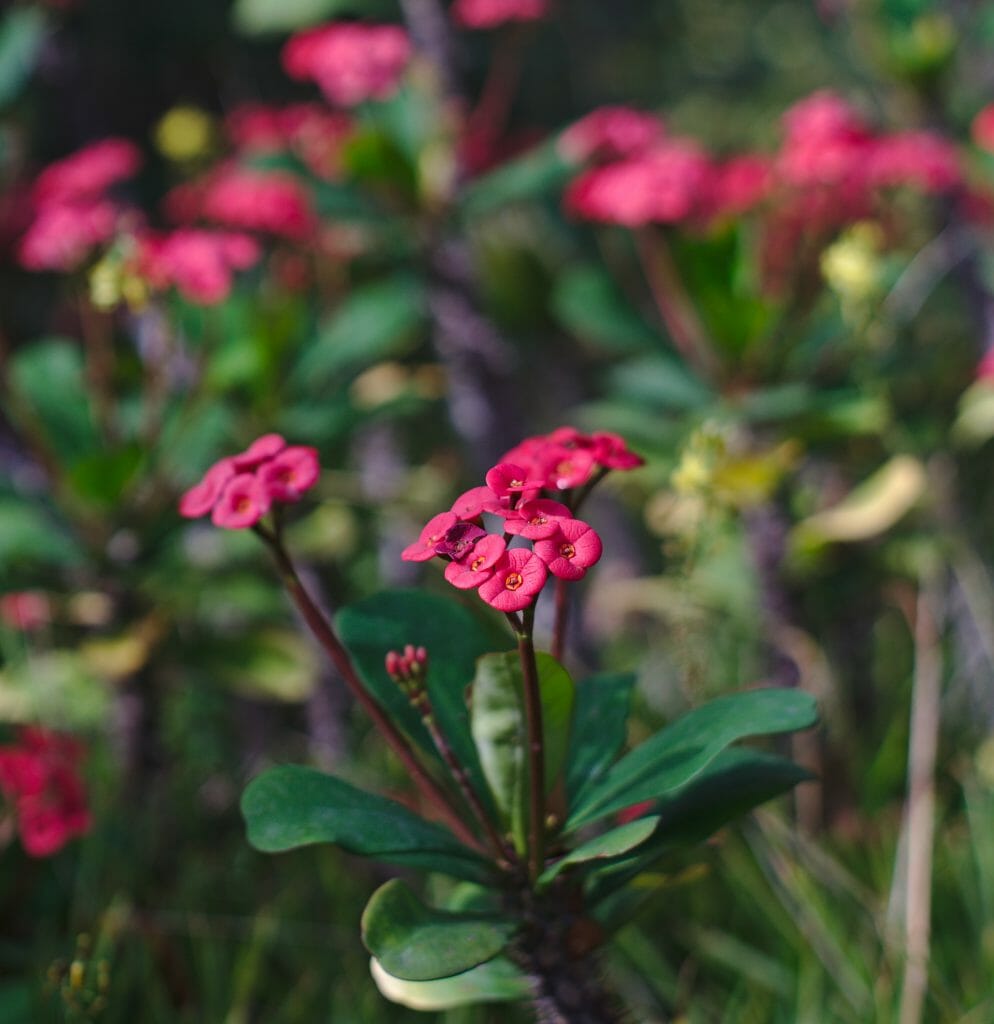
179,434,320,529
0,727,90,857
167,164,316,241
402,428,642,613
18,138,141,272
451,0,549,29
564,90,962,232
225,103,355,181
558,106,667,164
282,23,411,107
138,229,261,305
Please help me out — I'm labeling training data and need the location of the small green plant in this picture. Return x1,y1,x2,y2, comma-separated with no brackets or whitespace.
182,428,818,1021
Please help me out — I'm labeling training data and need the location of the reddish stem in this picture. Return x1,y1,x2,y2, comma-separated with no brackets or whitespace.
259,530,488,856
551,578,569,663
633,227,719,381
515,605,546,882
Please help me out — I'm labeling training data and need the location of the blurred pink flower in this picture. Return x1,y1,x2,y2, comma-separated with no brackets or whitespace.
17,199,119,271
179,457,237,518
140,229,261,304
451,0,549,29
559,106,665,163
0,727,90,858
199,166,316,239
211,473,272,529
257,446,321,502
565,140,715,227
282,23,411,107
31,138,141,206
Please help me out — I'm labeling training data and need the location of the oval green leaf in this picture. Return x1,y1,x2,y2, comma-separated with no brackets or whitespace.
241,765,491,882
567,689,817,830
362,880,515,982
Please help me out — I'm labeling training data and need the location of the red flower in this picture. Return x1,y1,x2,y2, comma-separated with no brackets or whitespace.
282,23,412,107
478,547,548,611
233,433,288,471
257,446,321,502
211,473,272,529
866,131,960,194
31,138,141,206
434,522,487,559
451,0,549,30
17,199,119,272
591,432,644,470
0,727,90,858
503,498,571,539
197,166,316,239
401,512,459,562
565,140,715,227
450,485,500,520
558,106,665,164
139,229,261,305
485,462,545,499
534,519,603,581
179,457,237,518
444,534,506,589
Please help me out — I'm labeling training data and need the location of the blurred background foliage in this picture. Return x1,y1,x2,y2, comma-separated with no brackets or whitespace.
0,0,993,1020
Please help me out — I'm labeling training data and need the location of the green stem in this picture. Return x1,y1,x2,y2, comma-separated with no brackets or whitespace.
257,529,488,856
516,604,546,882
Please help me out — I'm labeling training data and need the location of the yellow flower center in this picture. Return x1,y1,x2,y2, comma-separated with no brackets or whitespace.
504,572,524,591
559,542,576,559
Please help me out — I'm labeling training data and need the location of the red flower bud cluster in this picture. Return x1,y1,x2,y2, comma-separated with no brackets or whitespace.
402,428,642,613
0,727,90,857
179,434,320,529
384,644,429,684
18,138,141,272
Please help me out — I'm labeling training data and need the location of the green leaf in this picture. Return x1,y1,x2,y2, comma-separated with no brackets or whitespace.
241,765,490,882
0,7,45,107
586,749,814,907
336,590,501,815
361,880,515,981
470,652,528,849
231,0,390,35
290,277,426,390
551,265,661,353
538,816,660,886
370,955,530,1010
461,142,573,216
469,651,575,848
566,672,636,806
608,356,713,413
535,653,575,791
566,689,818,830
66,445,144,507
7,338,99,463
0,498,80,572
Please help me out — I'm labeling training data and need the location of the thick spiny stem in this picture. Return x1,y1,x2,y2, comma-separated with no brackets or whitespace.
516,604,546,882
